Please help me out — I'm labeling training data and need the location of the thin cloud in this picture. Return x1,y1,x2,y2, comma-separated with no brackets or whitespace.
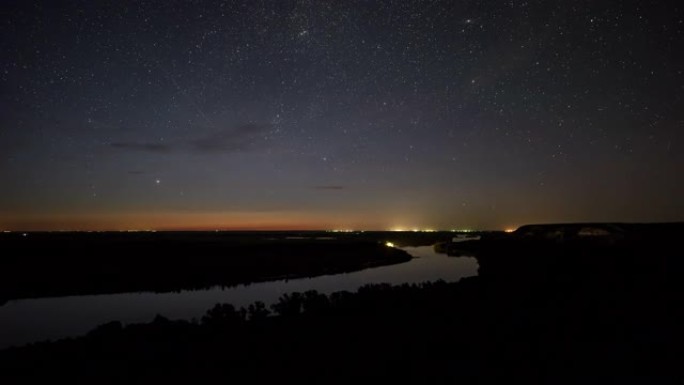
190,123,270,154
110,142,172,153
110,123,270,155
313,185,345,190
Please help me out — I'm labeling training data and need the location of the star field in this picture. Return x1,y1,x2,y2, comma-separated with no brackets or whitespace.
1,0,682,230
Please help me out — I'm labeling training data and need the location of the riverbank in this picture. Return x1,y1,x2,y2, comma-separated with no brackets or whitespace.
0,232,412,303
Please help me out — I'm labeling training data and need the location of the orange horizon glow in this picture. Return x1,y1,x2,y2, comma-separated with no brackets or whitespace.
0,210,509,232
0,210,398,232
0,211,334,232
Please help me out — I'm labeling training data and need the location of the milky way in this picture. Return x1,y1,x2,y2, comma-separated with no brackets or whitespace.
1,1,682,230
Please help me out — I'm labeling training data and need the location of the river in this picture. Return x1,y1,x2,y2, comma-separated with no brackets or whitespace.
0,246,477,349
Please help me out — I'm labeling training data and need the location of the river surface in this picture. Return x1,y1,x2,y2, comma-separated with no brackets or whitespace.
0,246,477,349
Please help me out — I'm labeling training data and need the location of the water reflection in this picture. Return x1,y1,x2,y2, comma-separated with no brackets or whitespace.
0,246,477,349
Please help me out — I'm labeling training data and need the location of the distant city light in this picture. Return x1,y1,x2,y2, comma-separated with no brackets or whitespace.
385,242,395,248
390,228,441,233
505,228,516,233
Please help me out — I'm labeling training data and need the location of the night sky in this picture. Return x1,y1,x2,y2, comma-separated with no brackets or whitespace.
1,1,682,231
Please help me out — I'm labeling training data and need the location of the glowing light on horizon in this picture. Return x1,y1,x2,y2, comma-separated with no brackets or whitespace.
390,227,441,232
385,241,395,248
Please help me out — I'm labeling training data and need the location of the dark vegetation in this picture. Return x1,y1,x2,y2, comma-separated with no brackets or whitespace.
1,223,683,383
0,232,414,304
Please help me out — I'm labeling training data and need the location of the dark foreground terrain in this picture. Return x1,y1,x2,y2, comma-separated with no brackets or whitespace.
1,223,683,384
0,232,414,304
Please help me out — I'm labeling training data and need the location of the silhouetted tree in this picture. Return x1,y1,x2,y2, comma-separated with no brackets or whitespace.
202,303,245,326
271,292,304,317
247,301,270,321
302,290,330,314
